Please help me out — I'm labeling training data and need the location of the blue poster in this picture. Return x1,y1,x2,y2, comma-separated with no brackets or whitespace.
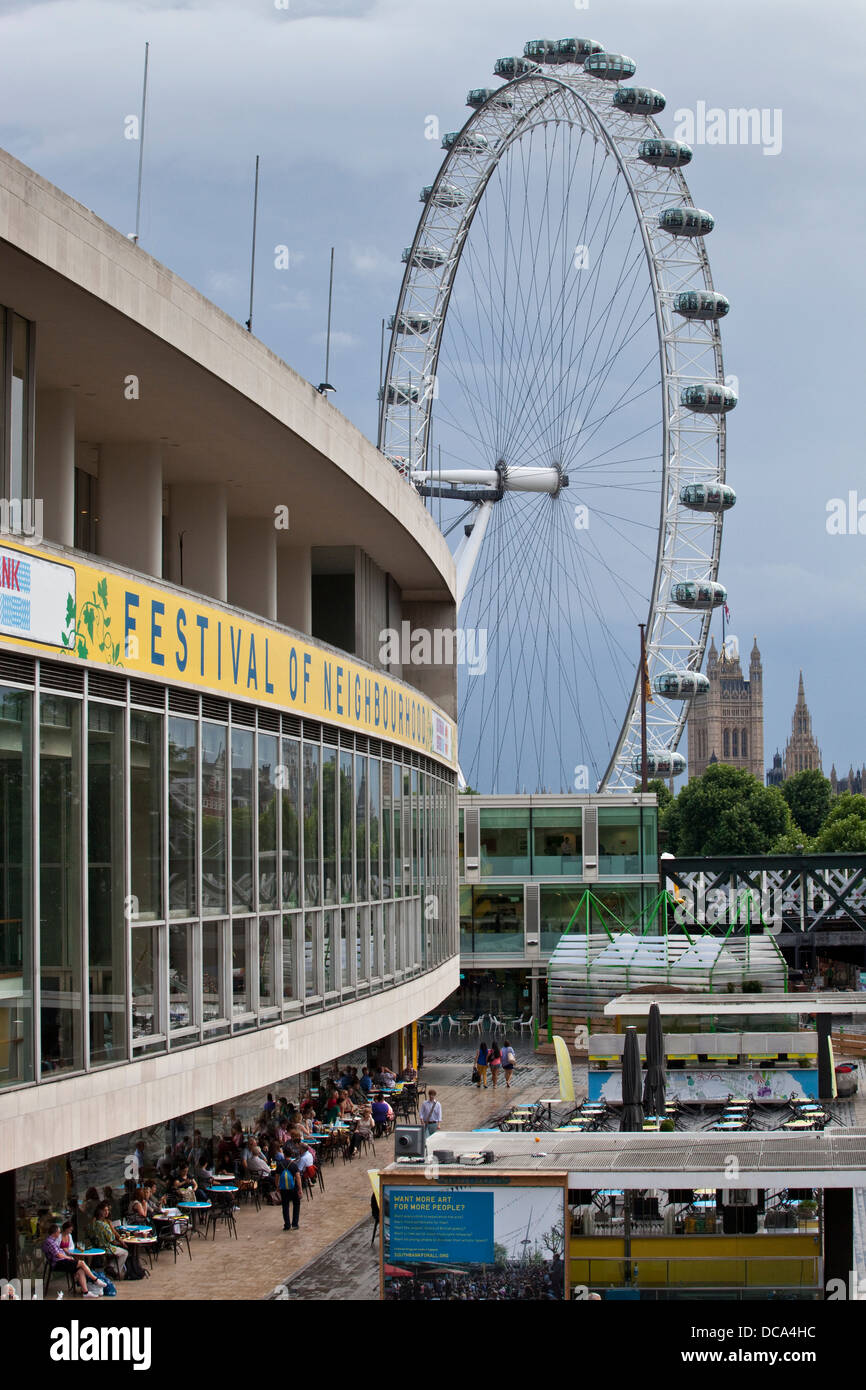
389,1188,495,1264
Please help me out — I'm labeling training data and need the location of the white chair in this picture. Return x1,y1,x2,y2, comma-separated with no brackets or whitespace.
428,1016,443,1038
489,1015,504,1038
447,1015,462,1037
467,1016,485,1038
517,1015,534,1037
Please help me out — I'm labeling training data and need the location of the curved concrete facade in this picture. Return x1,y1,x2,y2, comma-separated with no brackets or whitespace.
0,147,460,1182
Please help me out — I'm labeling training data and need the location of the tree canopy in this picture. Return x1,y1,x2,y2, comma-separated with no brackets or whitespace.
662,763,794,856
780,769,833,839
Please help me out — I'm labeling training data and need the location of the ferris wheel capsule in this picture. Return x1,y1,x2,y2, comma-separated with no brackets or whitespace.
679,482,736,512
467,87,514,110
613,86,666,115
553,37,604,64
658,207,714,237
442,131,490,152
638,138,693,168
420,183,466,208
523,40,558,63
653,671,710,699
388,313,434,335
402,245,448,269
672,580,727,610
674,290,730,320
681,383,737,413
494,56,535,80
380,382,420,405
630,751,686,778
583,51,637,81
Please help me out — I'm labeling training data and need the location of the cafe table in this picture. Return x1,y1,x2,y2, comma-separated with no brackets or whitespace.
177,1201,211,1237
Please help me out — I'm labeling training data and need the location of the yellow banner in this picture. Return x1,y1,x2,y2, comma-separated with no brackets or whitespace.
0,538,456,767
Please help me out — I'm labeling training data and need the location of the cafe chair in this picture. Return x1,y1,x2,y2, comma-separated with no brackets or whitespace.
43,1259,74,1295
155,1217,192,1263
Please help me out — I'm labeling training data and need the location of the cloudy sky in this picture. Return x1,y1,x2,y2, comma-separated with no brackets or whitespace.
1,0,865,780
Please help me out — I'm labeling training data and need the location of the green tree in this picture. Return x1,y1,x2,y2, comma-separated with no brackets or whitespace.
814,815,866,852
780,769,833,838
663,763,793,856
813,793,866,852
646,778,673,813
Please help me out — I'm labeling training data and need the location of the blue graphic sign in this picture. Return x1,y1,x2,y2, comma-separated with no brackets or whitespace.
388,1188,495,1264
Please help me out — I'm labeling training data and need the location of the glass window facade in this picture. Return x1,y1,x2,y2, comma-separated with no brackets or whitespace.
470,803,654,877
87,703,126,1066
0,669,457,1092
480,807,529,875
461,886,524,953
0,688,31,1087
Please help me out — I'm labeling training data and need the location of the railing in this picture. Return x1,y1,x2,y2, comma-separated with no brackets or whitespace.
664,853,866,935
568,1251,821,1292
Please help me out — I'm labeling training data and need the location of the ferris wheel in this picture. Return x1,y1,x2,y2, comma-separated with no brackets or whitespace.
378,39,736,793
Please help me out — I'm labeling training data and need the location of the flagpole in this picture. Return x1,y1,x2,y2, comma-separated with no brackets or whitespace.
639,622,648,792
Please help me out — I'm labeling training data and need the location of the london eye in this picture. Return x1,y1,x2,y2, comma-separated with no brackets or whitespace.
379,38,736,792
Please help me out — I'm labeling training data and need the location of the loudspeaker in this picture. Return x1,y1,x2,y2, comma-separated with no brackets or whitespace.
394,1125,425,1158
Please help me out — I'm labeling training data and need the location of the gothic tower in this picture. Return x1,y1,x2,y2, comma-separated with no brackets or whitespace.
687,634,765,780
782,671,822,777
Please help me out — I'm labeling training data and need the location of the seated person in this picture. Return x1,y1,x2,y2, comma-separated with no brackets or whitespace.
370,1096,394,1135
169,1165,198,1203
42,1223,100,1297
126,1188,150,1225
401,1064,417,1083
338,1091,355,1118
89,1202,129,1279
142,1181,166,1217
359,1068,373,1095
245,1141,274,1190
349,1108,375,1156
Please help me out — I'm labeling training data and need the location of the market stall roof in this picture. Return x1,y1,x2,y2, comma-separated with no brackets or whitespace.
604,991,866,1018
406,1128,866,1188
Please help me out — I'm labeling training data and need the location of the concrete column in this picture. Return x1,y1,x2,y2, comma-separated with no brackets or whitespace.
277,544,311,634
228,517,277,621
34,389,76,547
166,483,227,602
97,443,163,578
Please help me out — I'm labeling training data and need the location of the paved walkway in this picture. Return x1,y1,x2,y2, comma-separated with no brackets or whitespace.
109,1059,562,1301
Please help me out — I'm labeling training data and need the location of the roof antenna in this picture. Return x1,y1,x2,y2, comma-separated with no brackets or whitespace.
130,41,150,244
317,246,336,395
245,155,260,333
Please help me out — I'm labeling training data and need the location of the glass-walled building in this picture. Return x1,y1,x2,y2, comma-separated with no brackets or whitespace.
445,793,659,1027
0,146,460,1241
0,656,456,1088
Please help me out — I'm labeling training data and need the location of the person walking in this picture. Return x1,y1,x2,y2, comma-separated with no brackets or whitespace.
501,1039,516,1088
276,1155,301,1232
476,1040,489,1089
419,1090,442,1139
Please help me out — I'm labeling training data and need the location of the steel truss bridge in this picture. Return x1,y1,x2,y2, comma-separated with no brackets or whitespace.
663,854,866,954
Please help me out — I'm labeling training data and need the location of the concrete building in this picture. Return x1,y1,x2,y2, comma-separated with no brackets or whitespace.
0,145,460,1252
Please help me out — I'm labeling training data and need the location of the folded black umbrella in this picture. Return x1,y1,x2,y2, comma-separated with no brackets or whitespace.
620,1025,644,1132
642,1002,667,1118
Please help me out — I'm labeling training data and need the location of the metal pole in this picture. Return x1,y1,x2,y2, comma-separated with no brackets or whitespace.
324,246,335,385
245,155,260,333
639,623,648,792
132,42,150,244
